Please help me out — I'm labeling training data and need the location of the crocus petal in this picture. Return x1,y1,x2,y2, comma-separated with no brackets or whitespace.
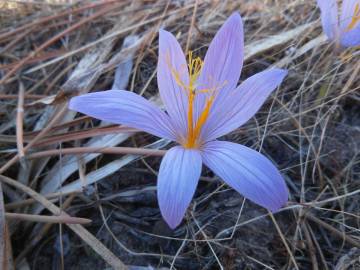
195,12,244,118
157,146,202,228
201,141,288,212
202,69,287,142
69,90,176,141
317,0,339,40
341,26,360,47
340,0,360,47
157,30,189,139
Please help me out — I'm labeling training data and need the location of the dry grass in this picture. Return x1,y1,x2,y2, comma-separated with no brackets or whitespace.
0,0,359,269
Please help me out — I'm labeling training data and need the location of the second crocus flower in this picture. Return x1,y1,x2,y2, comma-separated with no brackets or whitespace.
317,0,360,47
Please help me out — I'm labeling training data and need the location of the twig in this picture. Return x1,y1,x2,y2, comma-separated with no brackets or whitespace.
22,3,197,75
0,182,14,270
302,223,319,270
0,1,119,42
0,94,46,100
27,146,167,159
32,126,136,148
269,212,299,270
0,175,127,269
14,194,77,265
16,81,25,158
25,116,91,136
96,190,179,259
191,212,224,270
303,189,360,207
5,190,79,210
185,0,199,54
306,222,329,270
306,213,360,248
0,27,33,54
0,3,125,85
0,183,7,269
5,212,91,224
0,105,68,174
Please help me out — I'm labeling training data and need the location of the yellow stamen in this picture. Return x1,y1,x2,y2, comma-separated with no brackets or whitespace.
171,50,217,149
185,96,214,148
187,50,203,91
346,3,360,31
187,89,195,145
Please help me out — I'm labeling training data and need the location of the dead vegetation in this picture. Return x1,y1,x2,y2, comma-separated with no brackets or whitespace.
0,0,359,269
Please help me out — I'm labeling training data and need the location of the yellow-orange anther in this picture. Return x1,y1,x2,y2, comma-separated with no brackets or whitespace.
347,3,360,31
187,51,203,91
171,51,215,148
187,90,195,145
185,51,205,148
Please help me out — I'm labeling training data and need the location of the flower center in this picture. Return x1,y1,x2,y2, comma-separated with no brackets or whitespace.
171,51,215,149
346,2,360,31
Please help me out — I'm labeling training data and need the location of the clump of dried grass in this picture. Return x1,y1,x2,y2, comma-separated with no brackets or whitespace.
0,1,359,269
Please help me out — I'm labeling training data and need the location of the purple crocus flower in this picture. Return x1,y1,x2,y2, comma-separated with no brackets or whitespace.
69,13,289,229
317,0,360,47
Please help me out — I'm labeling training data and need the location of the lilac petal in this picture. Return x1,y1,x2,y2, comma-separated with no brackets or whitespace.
340,0,360,47
157,30,189,139
157,146,202,228
195,12,244,119
201,141,288,212
202,69,287,142
69,90,176,141
317,0,339,40
341,26,360,47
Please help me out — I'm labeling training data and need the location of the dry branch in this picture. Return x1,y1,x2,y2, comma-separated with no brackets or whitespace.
0,175,127,270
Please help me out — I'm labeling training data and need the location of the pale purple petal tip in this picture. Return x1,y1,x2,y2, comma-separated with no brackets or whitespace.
157,146,202,229
317,0,339,40
202,68,288,142
201,141,288,212
69,90,176,141
200,12,244,90
196,12,244,117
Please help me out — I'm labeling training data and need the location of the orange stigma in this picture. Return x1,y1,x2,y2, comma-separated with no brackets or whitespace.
346,3,360,31
171,51,216,149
